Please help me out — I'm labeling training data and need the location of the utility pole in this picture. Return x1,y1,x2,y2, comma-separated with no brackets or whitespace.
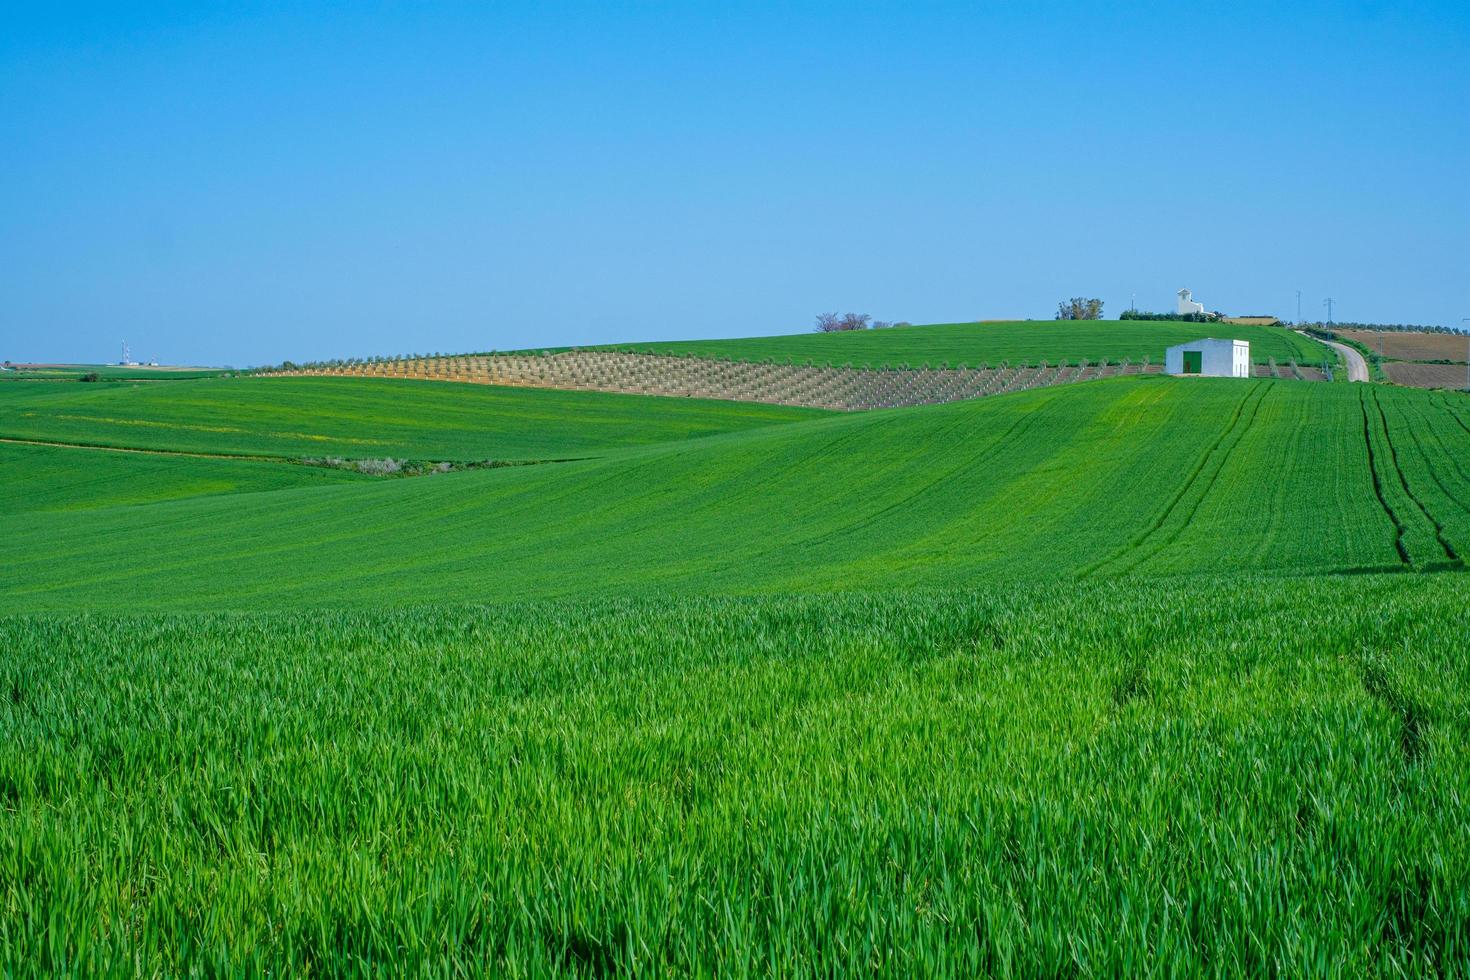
1296,290,1302,325
1323,297,1334,326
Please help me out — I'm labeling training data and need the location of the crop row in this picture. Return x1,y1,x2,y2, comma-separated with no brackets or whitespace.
270,350,1320,410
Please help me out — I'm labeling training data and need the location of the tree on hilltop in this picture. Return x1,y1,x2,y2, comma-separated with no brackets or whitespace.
814,312,872,332
1056,298,1104,320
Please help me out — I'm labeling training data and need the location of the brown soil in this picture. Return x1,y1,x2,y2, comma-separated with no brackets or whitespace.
1338,330,1470,363
1384,363,1469,390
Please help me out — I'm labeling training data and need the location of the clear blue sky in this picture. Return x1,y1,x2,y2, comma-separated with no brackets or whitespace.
3,2,1467,366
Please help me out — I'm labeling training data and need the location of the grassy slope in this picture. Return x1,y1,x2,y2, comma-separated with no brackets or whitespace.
5,378,1467,612
0,376,825,460
0,442,366,516
4,581,1467,974
592,319,1330,367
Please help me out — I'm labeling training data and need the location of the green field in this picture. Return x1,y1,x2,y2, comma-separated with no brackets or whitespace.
4,581,1466,975
589,319,1332,368
4,363,1470,974
5,378,1468,611
0,376,825,461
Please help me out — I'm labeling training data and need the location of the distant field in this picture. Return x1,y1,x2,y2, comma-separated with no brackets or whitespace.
589,320,1331,368
1338,330,1470,363
0,441,365,515
6,378,1468,612
1,364,232,381
0,376,825,461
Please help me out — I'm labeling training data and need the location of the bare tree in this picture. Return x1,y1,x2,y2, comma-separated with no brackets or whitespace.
1056,298,1104,320
814,312,872,332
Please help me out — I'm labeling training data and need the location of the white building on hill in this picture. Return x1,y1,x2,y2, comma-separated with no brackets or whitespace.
1177,288,1206,316
1165,338,1250,378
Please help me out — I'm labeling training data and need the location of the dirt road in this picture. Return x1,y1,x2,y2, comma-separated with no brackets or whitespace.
1298,332,1368,382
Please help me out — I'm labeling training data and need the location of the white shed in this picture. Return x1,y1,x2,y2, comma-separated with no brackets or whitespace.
1165,338,1250,378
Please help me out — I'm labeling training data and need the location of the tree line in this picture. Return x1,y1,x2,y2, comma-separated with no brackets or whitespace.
813,313,908,332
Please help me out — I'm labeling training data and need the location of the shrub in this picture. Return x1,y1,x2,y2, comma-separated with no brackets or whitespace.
1121,310,1219,323
355,458,404,476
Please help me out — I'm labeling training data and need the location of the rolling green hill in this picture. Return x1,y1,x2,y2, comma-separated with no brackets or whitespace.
5,378,1466,612
0,375,825,461
591,319,1331,368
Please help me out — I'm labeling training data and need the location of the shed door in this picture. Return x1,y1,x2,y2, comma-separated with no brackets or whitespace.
1182,351,1202,374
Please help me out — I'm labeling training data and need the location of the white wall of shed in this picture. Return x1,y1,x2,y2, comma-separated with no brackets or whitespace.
1165,339,1249,377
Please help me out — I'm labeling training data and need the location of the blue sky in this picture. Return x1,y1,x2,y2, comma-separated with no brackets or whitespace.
3,2,1467,366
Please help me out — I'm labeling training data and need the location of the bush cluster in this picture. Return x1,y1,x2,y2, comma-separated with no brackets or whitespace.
1120,311,1220,323
300,457,527,478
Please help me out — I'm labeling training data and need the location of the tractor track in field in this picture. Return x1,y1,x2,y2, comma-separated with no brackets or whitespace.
1394,398,1470,517
1369,388,1460,565
1140,382,1271,554
1112,382,1270,575
1359,390,1413,566
1426,395,1470,514
790,389,1065,551
1437,394,1470,439
1080,381,1266,578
